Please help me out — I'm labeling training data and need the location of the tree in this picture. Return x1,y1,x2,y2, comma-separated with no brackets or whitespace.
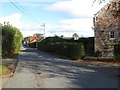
92,0,105,5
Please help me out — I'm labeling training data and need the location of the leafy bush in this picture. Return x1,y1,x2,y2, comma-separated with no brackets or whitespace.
37,38,85,59
2,25,23,58
114,44,120,62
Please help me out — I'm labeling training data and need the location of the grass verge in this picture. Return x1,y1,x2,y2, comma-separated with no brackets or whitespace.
0,65,8,76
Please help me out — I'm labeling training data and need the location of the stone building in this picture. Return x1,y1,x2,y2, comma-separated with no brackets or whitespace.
94,0,120,58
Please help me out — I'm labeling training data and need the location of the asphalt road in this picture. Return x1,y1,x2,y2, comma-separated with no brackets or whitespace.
3,46,119,88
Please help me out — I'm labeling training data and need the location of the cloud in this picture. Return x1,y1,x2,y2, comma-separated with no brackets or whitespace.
46,18,94,37
46,0,108,17
0,13,94,37
0,13,21,28
0,13,43,37
19,2,47,8
0,0,110,38
0,0,69,2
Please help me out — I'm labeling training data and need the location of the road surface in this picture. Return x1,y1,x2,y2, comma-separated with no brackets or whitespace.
3,46,119,88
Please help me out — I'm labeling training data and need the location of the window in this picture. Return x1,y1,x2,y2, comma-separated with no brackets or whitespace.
109,31,115,40
74,37,79,40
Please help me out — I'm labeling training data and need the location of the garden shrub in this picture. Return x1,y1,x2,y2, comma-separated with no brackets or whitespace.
2,24,23,58
114,44,120,62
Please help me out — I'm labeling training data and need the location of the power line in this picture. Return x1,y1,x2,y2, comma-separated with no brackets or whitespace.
8,0,41,24
13,0,41,24
9,0,26,14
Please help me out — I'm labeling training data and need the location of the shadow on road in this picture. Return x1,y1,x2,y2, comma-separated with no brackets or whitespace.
17,47,119,88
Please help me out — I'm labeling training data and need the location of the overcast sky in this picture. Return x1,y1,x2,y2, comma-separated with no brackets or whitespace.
0,0,109,37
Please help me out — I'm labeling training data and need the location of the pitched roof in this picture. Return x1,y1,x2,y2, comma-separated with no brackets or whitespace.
72,33,79,37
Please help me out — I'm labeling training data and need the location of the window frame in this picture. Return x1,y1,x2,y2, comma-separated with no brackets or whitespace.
109,31,115,40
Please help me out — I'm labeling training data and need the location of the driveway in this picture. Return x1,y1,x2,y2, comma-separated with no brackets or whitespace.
3,46,119,88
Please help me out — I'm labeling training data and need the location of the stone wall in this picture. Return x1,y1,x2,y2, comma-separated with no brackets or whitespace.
94,0,120,58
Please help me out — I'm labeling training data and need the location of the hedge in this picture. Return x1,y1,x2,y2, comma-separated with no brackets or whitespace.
0,38,1,59
52,42,85,59
28,42,36,48
37,38,85,59
114,44,120,62
70,37,94,56
2,25,23,58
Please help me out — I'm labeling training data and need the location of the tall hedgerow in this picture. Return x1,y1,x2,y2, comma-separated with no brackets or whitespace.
28,42,36,48
2,24,23,58
37,37,85,59
70,37,94,56
0,24,2,59
114,44,120,62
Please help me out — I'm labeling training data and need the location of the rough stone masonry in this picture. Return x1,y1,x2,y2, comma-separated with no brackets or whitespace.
94,0,120,58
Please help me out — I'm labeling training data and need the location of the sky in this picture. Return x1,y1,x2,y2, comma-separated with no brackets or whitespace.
0,0,109,37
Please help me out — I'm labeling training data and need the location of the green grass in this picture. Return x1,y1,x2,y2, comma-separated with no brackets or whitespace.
0,65,8,75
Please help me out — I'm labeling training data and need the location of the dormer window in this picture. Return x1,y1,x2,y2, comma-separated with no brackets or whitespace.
109,31,115,40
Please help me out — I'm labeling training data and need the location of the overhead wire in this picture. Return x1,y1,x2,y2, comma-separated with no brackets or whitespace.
13,0,41,24
8,0,41,24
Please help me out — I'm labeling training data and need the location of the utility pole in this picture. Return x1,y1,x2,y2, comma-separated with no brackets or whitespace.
41,23,45,39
